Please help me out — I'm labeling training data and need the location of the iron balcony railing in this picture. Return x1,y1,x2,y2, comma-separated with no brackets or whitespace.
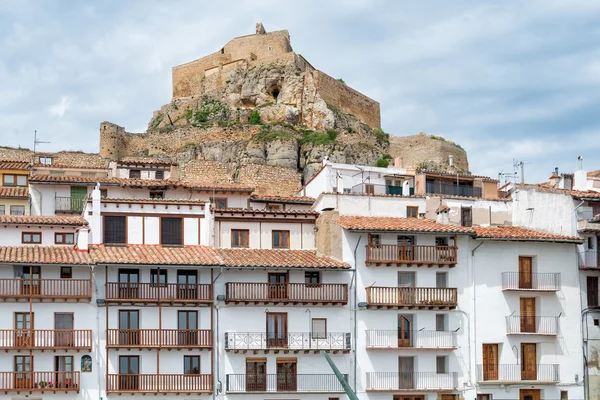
579,251,600,269
55,196,87,213
501,272,561,291
225,332,350,351
426,181,482,198
365,330,456,349
366,286,458,308
366,244,457,265
366,372,458,391
107,374,212,394
477,364,559,382
506,315,559,335
226,374,346,393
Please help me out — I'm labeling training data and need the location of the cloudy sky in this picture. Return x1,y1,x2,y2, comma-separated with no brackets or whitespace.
1,0,600,183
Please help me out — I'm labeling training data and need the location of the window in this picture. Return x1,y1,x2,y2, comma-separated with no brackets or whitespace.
55,232,75,245
561,391,568,400
231,229,249,248
100,189,108,198
213,198,228,209
10,205,25,215
312,318,327,339
305,272,320,285
39,157,52,165
161,217,183,245
477,395,491,400
54,355,73,382
589,237,594,250
436,272,447,288
272,230,290,249
3,174,27,187
436,237,449,246
155,170,164,179
436,356,447,374
368,234,380,245
184,355,200,374
61,267,72,279
22,232,41,244
0,205,5,215
461,207,472,227
3,175,14,186
365,184,375,195
588,276,599,307
150,191,164,199
150,269,167,285
406,206,418,218
104,216,126,245
266,204,281,211
343,188,351,194
436,314,446,331
398,272,415,287
595,319,600,326
129,169,141,178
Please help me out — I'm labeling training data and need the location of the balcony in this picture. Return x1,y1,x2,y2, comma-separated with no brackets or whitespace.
225,282,348,305
506,315,559,335
107,374,212,394
366,286,458,310
0,279,92,302
477,364,559,383
366,330,456,350
55,196,87,213
107,329,212,349
579,251,600,270
501,272,561,291
366,372,458,391
226,374,346,393
0,371,80,392
105,283,213,305
350,183,415,196
426,181,482,198
366,244,457,267
0,329,92,350
225,332,351,353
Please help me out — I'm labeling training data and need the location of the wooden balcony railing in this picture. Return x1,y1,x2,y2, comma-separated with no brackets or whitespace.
366,245,457,266
0,329,92,350
105,283,213,304
0,279,91,302
506,315,559,335
501,272,561,291
0,371,80,391
107,329,212,348
366,372,458,391
226,374,346,393
225,332,350,352
107,374,212,394
477,364,559,383
225,283,348,305
365,330,456,350
366,286,457,309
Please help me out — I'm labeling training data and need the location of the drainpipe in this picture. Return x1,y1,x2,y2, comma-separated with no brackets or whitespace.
213,268,223,400
469,240,484,388
352,235,362,393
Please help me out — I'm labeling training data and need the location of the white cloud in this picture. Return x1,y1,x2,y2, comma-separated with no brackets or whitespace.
48,96,72,118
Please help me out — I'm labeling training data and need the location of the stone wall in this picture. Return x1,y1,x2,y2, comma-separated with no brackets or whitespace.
389,132,469,172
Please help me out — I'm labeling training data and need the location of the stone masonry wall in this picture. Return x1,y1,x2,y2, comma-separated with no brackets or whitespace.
389,132,469,172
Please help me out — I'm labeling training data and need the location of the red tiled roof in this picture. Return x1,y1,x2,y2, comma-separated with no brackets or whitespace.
251,194,316,204
98,198,208,206
33,163,108,170
119,157,175,166
90,245,221,265
0,187,28,199
473,226,583,243
0,160,29,170
0,215,87,226
0,246,93,265
337,216,475,234
217,248,349,269
214,208,318,216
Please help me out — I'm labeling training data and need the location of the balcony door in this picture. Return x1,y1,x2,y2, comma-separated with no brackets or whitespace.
520,389,541,400
14,355,31,389
246,359,266,391
398,272,416,305
482,344,498,381
520,298,536,333
398,357,414,389
70,186,87,212
55,313,74,347
118,269,139,299
119,310,139,345
267,313,287,348
20,266,40,295
276,359,297,392
14,312,33,348
519,257,533,289
268,273,288,300
178,310,198,345
55,355,73,386
397,314,413,348
397,236,414,261
177,270,198,300
119,355,139,391
521,343,537,380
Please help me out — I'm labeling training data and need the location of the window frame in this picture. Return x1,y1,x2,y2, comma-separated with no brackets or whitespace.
0,205,5,215
129,169,141,179
22,232,42,244
39,156,52,165
184,355,200,375
150,191,164,199
155,170,165,179
55,232,75,245
406,206,419,218
61,267,72,279
103,215,127,245
266,204,281,211
305,271,321,285
213,198,228,209
436,355,447,374
311,318,327,339
160,217,183,246
436,314,446,331
10,205,25,215
231,229,250,248
3,174,27,187
150,269,167,286
272,230,290,249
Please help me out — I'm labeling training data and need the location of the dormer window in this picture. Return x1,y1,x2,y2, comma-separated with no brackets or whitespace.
39,157,52,165
130,170,141,179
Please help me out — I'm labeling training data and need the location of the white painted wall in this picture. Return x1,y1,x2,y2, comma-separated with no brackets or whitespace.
314,193,426,217
216,220,315,249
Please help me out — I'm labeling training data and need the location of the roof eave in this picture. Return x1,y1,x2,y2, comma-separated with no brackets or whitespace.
345,228,473,236
475,237,583,244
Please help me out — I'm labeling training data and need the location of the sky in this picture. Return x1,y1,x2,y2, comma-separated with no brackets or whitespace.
1,0,600,184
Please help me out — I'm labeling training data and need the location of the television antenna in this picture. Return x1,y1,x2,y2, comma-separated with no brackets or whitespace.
33,130,50,154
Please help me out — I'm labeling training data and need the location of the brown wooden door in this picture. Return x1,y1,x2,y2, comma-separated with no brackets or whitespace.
521,343,537,380
267,313,287,348
119,356,139,390
54,313,73,347
441,395,457,400
276,360,297,391
397,236,414,261
14,313,32,348
246,359,266,391
118,310,139,345
22,266,40,296
268,273,288,300
520,389,541,400
588,276,599,307
398,357,414,389
394,396,425,400
178,310,198,345
520,298,536,333
398,314,413,347
519,257,533,289
177,270,198,300
14,355,31,389
482,344,498,381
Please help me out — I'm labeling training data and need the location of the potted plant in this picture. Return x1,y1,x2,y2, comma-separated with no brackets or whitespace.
39,381,47,388
65,379,71,388
48,381,53,388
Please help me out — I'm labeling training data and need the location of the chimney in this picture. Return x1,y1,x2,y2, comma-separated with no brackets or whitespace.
436,203,450,224
402,180,410,196
449,155,453,167
394,157,404,168
89,184,102,244
574,156,588,191
201,201,214,246
549,168,559,188
578,156,583,171
77,227,89,251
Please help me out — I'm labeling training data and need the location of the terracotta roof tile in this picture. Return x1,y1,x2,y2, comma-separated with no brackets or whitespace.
0,187,29,199
337,216,475,234
33,163,108,170
251,194,316,204
0,215,87,226
473,226,583,243
119,157,175,166
0,246,93,265
90,245,221,265
214,208,318,216
217,248,349,269
98,198,208,206
0,160,29,170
